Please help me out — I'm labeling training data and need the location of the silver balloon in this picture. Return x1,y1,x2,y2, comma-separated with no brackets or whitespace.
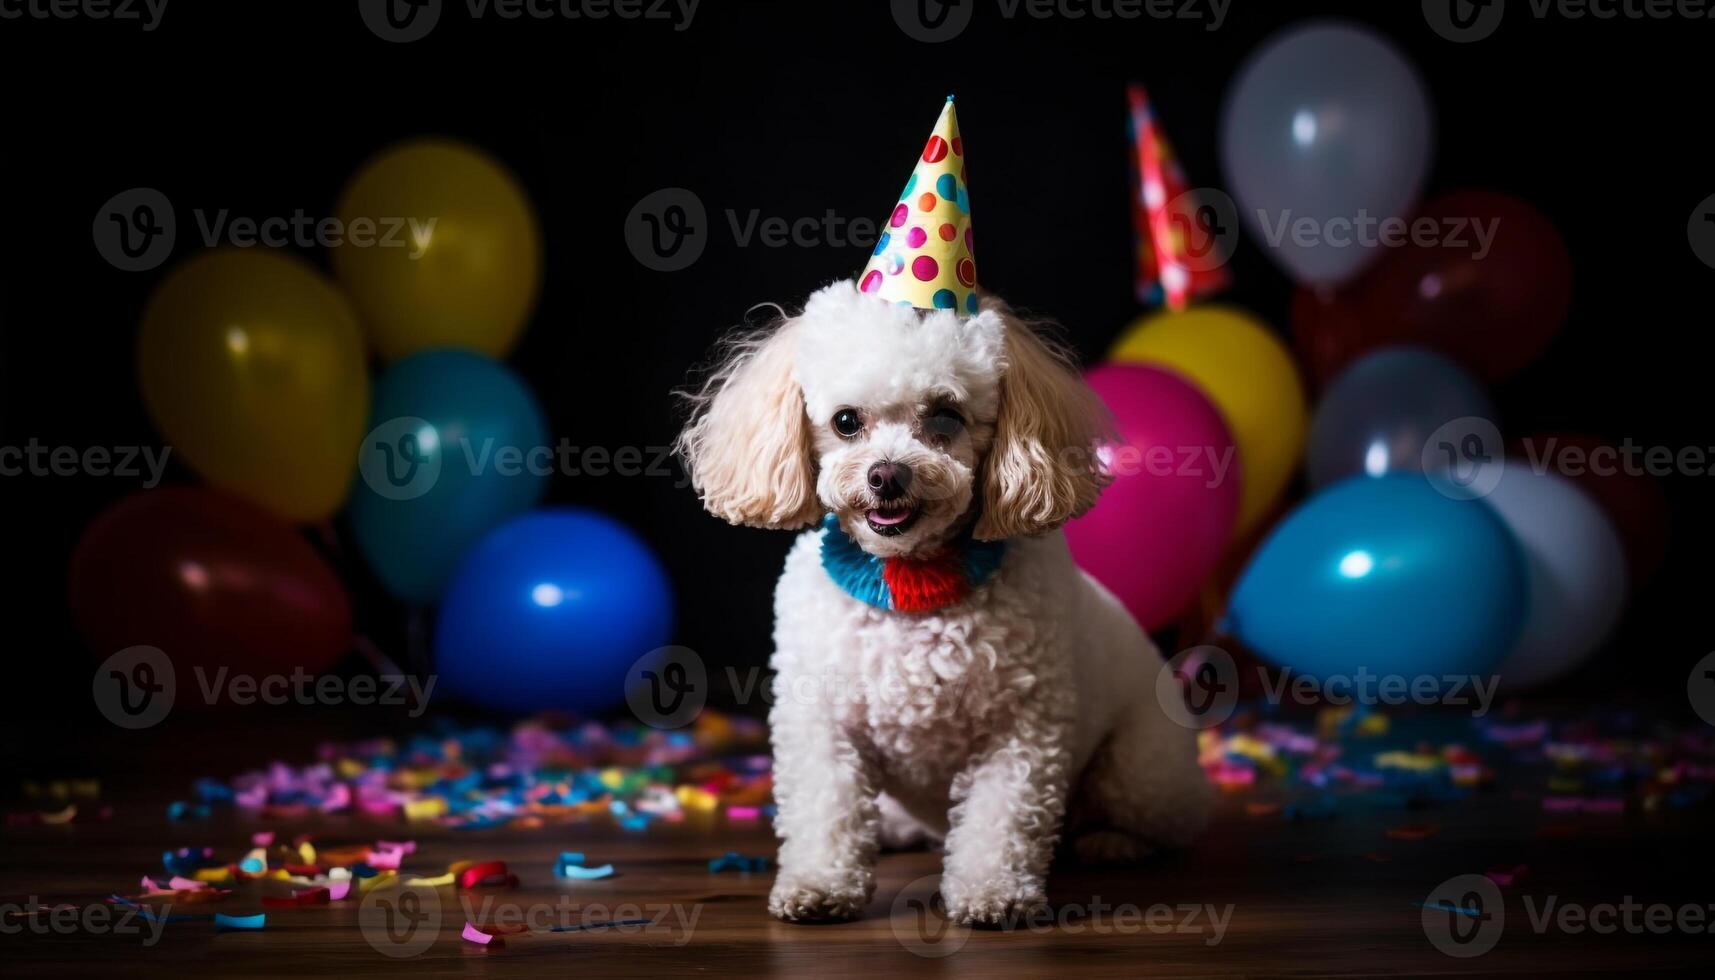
1307,346,1494,489
1220,21,1433,286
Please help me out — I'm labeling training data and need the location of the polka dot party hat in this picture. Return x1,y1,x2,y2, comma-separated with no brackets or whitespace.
857,97,978,316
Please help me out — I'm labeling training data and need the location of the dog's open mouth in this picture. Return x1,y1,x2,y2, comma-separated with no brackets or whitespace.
866,503,919,536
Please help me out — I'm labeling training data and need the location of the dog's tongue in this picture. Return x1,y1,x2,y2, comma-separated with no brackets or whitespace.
867,508,912,526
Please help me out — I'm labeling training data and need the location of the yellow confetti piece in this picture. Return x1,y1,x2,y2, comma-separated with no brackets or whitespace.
675,785,717,812
299,842,316,865
336,758,366,779
599,768,626,790
1356,714,1390,737
359,870,398,894
194,868,233,883
448,860,478,877
404,798,448,821
402,872,455,888
39,804,77,824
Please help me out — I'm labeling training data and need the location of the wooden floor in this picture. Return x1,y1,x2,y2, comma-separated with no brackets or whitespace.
4,780,1710,977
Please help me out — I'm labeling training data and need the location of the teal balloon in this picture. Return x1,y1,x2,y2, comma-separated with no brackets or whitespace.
350,351,549,603
1226,475,1526,681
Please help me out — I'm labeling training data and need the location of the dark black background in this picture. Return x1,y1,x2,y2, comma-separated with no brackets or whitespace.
2,0,1710,745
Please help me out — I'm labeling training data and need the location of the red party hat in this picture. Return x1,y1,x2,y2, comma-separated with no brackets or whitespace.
1128,84,1231,311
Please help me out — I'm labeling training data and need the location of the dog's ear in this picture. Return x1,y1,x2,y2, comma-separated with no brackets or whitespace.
676,317,821,530
973,311,1111,540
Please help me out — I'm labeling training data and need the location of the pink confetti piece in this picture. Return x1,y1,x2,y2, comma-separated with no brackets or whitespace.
462,921,501,946
726,806,761,821
251,831,275,847
327,880,352,901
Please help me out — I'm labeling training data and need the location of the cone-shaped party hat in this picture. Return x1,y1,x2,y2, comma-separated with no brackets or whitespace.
1129,83,1230,310
858,97,978,315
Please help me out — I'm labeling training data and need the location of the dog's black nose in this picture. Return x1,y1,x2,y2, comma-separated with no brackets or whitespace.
867,461,912,500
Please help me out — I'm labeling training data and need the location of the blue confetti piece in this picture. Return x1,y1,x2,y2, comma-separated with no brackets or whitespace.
708,851,770,873
215,912,266,931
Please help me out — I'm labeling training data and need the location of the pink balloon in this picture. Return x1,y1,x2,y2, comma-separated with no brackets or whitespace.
1065,364,1242,630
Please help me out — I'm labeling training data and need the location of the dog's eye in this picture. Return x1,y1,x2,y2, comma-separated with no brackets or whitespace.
924,407,965,439
831,409,863,438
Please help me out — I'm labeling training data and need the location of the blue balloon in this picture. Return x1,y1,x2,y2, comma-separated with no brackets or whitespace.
350,351,549,603
435,508,674,714
1226,475,1526,681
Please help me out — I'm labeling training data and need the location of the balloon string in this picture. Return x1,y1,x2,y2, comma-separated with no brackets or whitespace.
351,634,404,677
406,606,431,677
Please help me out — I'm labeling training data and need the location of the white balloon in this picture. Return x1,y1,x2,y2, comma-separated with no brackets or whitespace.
1220,22,1433,286
1484,467,1627,688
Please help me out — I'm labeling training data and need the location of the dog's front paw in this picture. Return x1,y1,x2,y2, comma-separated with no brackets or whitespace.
938,876,1048,929
768,868,875,923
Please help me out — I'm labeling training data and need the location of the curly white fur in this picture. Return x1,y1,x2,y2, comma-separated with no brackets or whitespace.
679,282,1212,926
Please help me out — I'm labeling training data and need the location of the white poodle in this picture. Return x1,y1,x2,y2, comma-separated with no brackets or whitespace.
677,281,1211,926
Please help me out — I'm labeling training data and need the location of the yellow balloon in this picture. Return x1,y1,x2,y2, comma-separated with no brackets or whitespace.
138,249,370,523
1110,306,1307,536
331,139,541,361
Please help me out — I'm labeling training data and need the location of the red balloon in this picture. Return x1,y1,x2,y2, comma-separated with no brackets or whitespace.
1293,190,1573,385
69,488,351,681
1508,433,1670,587
1064,364,1241,631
